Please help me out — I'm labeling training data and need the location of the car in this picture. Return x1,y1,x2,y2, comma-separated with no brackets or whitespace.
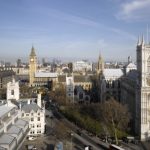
84,145,93,150
28,136,37,141
27,145,37,150
76,129,82,136
122,137,128,143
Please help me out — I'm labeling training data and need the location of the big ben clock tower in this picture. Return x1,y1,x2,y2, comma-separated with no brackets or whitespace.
29,46,37,86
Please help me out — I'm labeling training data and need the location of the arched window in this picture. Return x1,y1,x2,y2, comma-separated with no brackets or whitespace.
147,56,150,72
79,92,83,99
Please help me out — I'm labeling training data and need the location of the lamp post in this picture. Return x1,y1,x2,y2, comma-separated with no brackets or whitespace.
50,116,53,128
71,132,73,150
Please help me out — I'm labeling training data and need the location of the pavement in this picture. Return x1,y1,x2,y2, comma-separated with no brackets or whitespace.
73,133,104,150
141,141,150,150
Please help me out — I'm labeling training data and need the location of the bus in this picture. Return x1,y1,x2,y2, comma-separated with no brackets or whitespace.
109,144,125,150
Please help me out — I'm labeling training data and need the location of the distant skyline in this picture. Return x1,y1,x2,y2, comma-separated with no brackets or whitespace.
0,0,150,62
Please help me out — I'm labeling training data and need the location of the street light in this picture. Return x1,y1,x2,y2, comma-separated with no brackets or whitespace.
50,116,53,128
71,132,73,150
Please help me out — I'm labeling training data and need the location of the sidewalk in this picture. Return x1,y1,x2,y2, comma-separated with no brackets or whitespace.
141,141,150,150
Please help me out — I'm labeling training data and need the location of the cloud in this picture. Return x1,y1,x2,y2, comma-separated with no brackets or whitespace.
47,9,99,28
116,0,150,21
109,27,136,40
48,9,136,40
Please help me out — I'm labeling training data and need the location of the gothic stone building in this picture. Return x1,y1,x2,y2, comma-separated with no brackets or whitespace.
99,36,150,141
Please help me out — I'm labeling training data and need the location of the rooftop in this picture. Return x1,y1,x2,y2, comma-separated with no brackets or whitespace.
58,75,92,83
15,119,28,127
7,125,22,135
0,106,14,118
35,72,58,78
22,103,41,113
0,134,15,145
103,69,124,78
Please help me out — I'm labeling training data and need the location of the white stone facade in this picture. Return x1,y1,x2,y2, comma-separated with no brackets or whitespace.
136,37,150,140
73,60,92,72
21,99,45,137
66,75,74,103
7,78,19,100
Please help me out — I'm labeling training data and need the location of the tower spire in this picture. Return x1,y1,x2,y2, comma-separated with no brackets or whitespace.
30,46,36,56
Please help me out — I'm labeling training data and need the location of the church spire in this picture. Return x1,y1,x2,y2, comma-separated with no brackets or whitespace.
30,46,36,56
97,51,104,75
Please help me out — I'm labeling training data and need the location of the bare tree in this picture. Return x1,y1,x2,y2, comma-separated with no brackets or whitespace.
100,98,130,145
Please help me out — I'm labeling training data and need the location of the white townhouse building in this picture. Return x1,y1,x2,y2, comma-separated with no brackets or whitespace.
20,94,45,137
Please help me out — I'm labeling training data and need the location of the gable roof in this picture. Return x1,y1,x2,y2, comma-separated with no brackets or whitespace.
22,103,41,113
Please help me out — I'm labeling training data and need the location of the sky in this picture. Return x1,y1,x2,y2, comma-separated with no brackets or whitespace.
0,0,150,62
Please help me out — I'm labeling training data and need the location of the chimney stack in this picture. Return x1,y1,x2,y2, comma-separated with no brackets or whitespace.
37,93,42,108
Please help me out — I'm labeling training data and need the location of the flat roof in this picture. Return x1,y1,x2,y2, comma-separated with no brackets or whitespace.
0,106,14,118
7,125,22,135
15,119,28,127
104,69,124,78
0,134,15,145
0,146,6,150
35,72,58,78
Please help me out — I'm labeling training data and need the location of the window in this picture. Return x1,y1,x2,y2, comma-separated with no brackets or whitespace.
31,118,34,121
31,113,34,116
79,93,83,99
112,81,115,88
37,124,41,127
147,56,150,73
38,117,40,121
22,113,24,117
26,114,29,116
11,90,14,95
37,130,41,134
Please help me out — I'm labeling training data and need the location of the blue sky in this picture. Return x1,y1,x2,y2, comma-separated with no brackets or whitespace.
0,0,150,62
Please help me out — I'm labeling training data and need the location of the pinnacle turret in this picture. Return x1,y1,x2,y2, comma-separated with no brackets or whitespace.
137,36,141,46
141,35,145,45
30,46,36,56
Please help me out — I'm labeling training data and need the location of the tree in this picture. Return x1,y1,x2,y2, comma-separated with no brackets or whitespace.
100,98,130,145
48,83,68,105
0,88,6,99
54,122,69,140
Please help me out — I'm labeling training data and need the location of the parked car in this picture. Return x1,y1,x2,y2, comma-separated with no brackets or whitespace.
28,136,37,141
27,145,37,150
